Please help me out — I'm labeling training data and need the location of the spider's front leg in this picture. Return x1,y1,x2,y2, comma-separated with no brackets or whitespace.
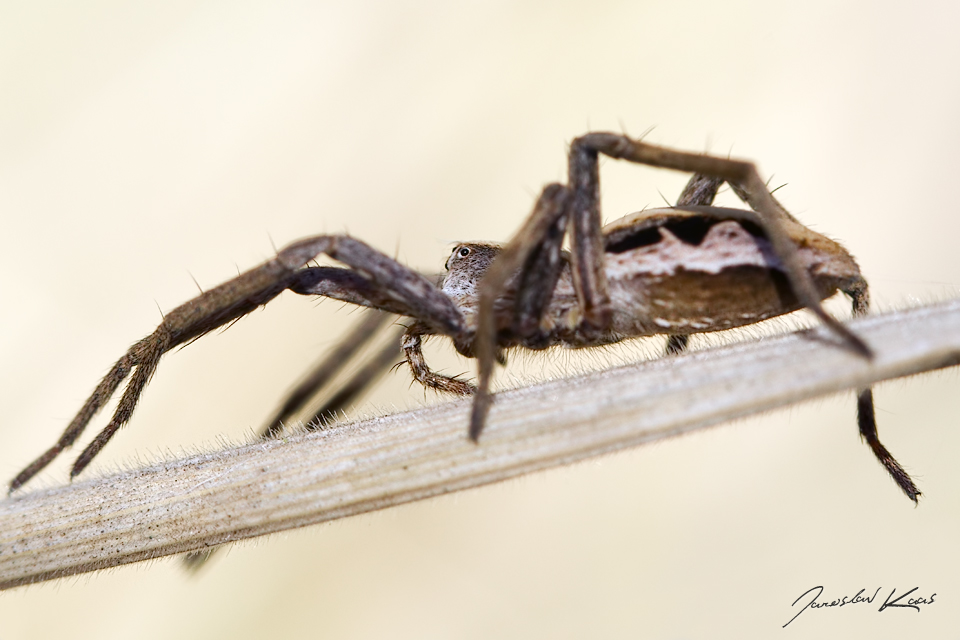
11,236,466,492
294,249,484,399
11,257,299,492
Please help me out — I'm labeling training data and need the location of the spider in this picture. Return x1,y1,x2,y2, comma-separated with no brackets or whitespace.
9,132,919,503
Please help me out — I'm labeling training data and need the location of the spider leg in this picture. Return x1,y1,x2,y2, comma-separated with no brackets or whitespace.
11,255,294,491
672,173,917,501
841,280,920,502
669,173,916,500
664,335,689,356
510,195,573,341
10,350,137,492
676,173,724,208
300,328,406,430
662,174,725,358
11,235,466,491
571,132,871,358
183,309,404,571
294,258,485,397
292,245,486,399
856,386,919,503
471,183,571,438
258,309,398,439
287,237,466,336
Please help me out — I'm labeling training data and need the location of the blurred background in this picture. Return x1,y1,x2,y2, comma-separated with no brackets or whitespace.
2,1,960,637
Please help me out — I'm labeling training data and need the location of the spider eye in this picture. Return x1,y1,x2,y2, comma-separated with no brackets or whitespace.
458,247,471,258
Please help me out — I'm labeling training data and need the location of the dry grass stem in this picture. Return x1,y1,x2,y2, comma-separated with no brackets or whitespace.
2,299,959,590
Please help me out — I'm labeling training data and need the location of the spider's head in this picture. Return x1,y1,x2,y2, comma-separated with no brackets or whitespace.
442,242,501,301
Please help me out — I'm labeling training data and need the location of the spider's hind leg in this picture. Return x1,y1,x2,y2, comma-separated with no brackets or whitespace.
661,174,725,358
572,132,870,358
664,335,689,356
676,173,724,209
844,280,921,502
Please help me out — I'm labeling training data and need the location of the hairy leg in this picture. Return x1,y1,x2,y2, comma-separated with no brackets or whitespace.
661,174,724,357
471,183,570,438
843,281,920,502
183,310,404,570
12,236,466,491
571,132,870,358
674,172,917,501
258,309,397,439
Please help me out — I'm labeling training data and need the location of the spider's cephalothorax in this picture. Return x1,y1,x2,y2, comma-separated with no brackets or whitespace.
10,133,919,504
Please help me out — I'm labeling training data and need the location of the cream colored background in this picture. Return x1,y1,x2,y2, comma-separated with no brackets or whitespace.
2,2,960,638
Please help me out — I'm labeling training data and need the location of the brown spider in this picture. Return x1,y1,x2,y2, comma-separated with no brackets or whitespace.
9,132,919,503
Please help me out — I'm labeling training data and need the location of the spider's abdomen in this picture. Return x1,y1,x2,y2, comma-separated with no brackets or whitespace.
601,212,863,337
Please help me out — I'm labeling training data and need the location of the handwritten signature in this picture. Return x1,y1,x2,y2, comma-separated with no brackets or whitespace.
783,586,936,627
